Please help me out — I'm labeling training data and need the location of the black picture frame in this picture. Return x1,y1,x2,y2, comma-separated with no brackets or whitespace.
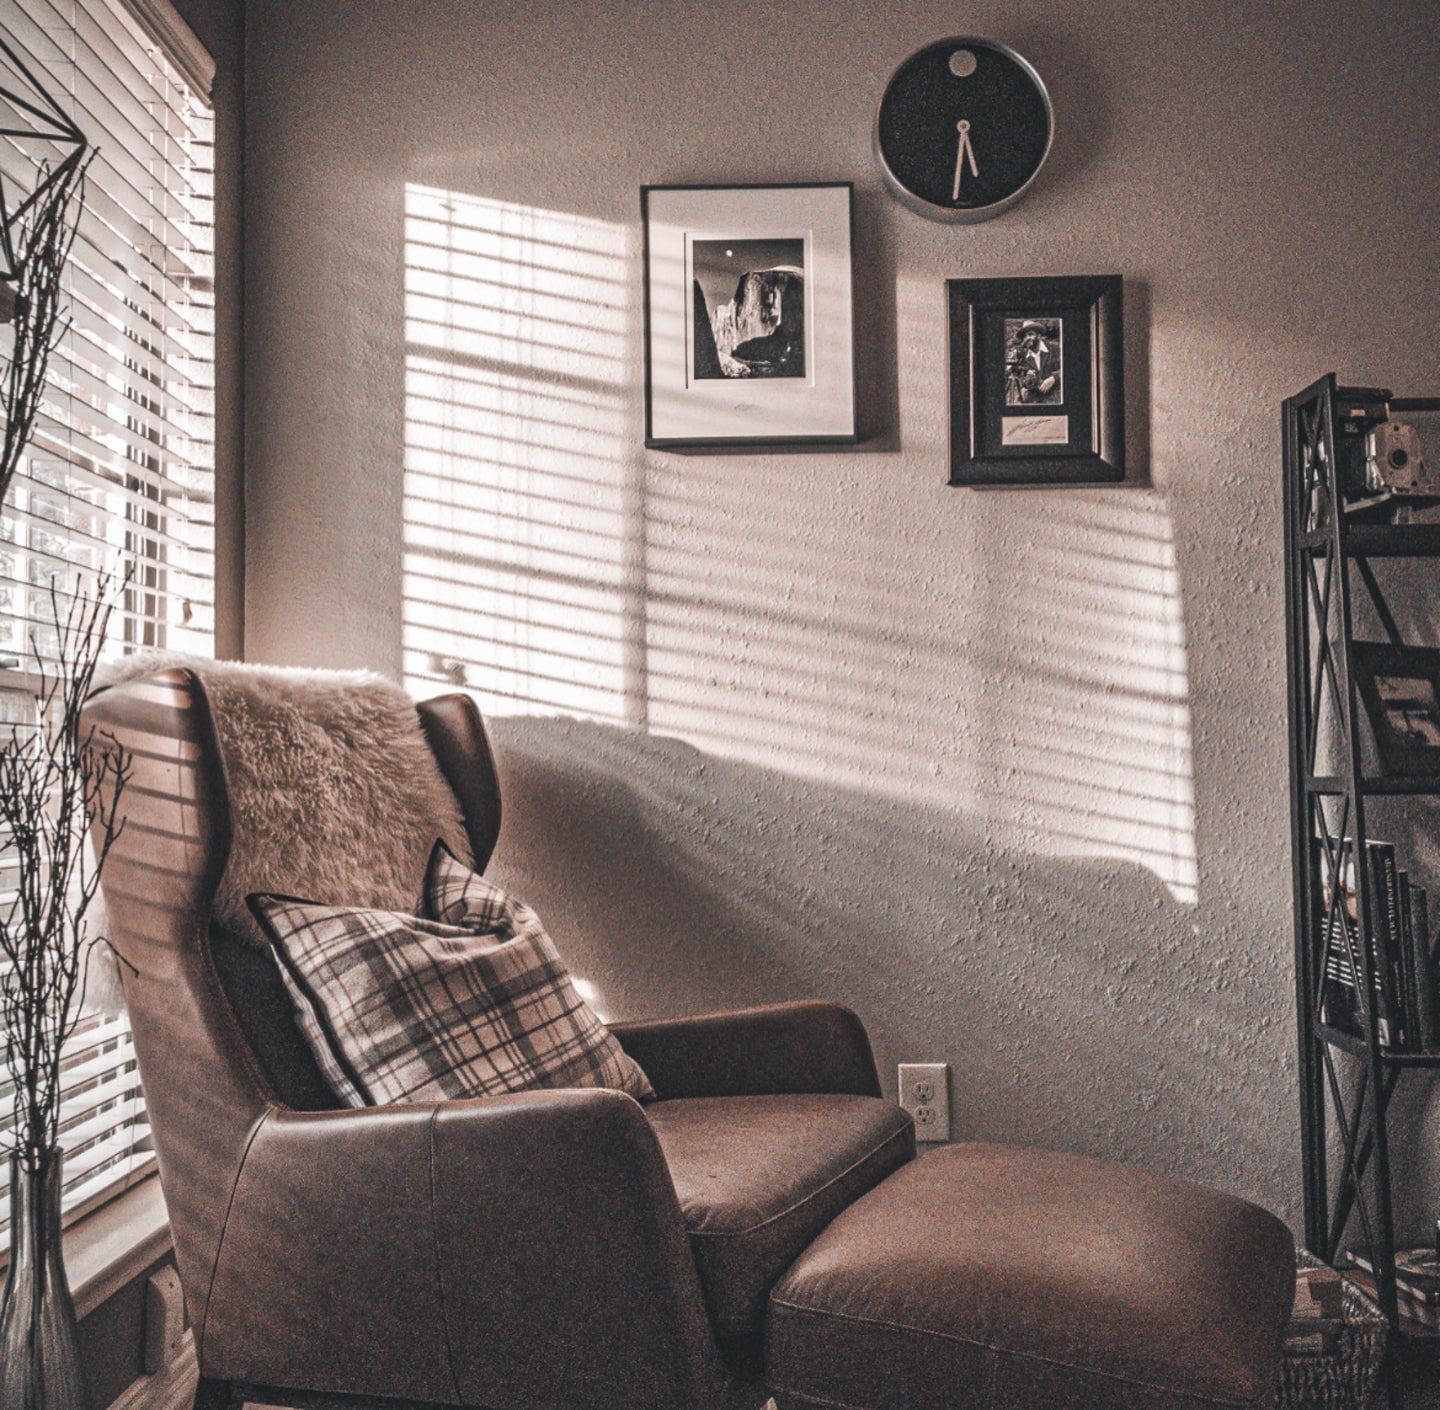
641,182,857,451
1352,641,1440,778
947,274,1124,486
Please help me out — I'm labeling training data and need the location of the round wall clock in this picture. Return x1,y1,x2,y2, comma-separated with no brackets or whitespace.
875,37,1053,224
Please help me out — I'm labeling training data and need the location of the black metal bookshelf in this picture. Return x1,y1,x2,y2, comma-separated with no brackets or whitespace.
1283,374,1440,1402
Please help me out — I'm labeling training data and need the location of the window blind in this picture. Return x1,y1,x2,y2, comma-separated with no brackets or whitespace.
0,0,214,1241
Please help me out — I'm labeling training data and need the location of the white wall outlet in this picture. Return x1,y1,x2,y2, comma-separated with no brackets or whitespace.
898,1062,950,1142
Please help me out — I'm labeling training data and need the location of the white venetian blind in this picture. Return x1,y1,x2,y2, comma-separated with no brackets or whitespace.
0,0,214,1238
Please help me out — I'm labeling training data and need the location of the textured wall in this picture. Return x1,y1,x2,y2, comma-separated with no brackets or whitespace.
242,0,1440,1232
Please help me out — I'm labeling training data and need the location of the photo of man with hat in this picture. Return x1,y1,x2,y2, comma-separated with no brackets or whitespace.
1004,317,1063,405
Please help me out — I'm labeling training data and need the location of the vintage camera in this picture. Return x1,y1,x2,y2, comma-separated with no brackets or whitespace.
1366,420,1434,495
1334,387,1391,498
1332,388,1436,502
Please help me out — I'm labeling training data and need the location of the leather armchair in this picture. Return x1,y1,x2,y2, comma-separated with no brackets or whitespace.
81,669,912,1410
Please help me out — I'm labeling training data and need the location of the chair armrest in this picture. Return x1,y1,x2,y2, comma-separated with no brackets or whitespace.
611,1000,882,1100
202,1091,730,1410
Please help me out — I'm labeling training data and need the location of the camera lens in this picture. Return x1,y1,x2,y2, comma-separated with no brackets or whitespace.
1389,448,1410,470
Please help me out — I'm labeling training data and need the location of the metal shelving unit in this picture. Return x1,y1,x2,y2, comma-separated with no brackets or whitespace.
1283,373,1440,1402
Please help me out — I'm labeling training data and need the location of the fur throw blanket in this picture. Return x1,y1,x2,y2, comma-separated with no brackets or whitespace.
96,652,473,948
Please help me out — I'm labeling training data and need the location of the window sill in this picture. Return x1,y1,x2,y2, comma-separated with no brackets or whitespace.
66,1174,172,1320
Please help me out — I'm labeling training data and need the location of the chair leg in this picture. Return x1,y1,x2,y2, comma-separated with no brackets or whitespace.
193,1377,237,1410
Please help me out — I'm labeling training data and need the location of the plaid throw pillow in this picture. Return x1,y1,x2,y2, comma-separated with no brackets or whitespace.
248,852,653,1107
426,837,542,929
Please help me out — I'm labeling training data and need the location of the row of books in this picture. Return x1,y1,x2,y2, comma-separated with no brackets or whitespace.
1319,839,1439,1052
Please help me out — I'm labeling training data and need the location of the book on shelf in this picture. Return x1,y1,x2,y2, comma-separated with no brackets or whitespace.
1345,1248,1440,1305
1319,843,1396,1047
1366,843,1407,1048
1317,838,1440,1053
1409,884,1439,1051
1399,876,1421,1049
1320,902,1360,1039
1319,843,1363,1039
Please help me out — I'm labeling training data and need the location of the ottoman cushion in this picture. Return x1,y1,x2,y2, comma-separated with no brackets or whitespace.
648,1093,916,1335
765,1143,1295,1410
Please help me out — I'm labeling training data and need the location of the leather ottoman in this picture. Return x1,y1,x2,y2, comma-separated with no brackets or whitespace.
764,1143,1295,1410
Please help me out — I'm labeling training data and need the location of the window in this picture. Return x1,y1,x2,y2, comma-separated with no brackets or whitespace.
0,0,214,1239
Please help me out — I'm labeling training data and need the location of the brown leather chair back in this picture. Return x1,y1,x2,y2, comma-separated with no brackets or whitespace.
80,668,502,1339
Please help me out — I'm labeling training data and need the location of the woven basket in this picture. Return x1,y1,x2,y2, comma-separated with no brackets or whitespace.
1274,1252,1388,1410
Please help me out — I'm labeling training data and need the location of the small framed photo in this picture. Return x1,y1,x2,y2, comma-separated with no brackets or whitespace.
642,183,857,449
947,274,1124,486
1352,642,1440,777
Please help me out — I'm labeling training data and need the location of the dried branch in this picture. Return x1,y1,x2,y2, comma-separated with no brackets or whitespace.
0,573,130,1170
0,150,92,511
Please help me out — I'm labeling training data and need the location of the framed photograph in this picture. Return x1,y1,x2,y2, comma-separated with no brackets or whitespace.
1352,641,1440,777
642,183,856,449
947,274,1124,486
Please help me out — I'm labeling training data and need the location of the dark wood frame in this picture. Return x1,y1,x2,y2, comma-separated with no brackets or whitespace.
641,182,858,451
1352,641,1440,778
947,274,1124,486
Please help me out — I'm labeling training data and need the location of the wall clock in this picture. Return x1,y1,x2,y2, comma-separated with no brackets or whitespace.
875,37,1053,223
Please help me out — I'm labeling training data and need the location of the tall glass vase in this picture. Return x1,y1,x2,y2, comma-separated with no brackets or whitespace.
0,1150,93,1410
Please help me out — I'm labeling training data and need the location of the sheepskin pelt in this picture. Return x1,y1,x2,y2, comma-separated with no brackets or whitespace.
95,652,473,948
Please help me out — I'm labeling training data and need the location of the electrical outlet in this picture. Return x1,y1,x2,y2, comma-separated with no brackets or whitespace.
898,1062,950,1142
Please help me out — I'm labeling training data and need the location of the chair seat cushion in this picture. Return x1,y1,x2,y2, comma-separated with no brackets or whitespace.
646,1093,915,1336
765,1143,1295,1410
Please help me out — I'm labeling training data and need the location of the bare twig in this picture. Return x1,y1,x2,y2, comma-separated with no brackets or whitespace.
0,573,130,1169
0,150,92,510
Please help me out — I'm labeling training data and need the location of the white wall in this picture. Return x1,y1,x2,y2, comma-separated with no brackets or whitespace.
243,0,1440,1232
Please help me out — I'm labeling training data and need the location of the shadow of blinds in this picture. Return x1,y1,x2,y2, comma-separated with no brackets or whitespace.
401,185,635,724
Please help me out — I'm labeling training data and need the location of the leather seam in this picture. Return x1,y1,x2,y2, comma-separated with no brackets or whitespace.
681,1120,913,1239
199,1103,274,1361
427,1107,464,1406
765,1300,1264,1409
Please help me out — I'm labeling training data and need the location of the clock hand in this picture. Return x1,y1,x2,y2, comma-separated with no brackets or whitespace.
952,119,979,202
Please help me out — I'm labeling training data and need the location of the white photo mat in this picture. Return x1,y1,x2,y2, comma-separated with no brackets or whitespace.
1002,414,1069,445
643,184,856,446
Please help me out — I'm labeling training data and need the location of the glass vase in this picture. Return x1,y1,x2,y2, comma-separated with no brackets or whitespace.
0,1150,93,1410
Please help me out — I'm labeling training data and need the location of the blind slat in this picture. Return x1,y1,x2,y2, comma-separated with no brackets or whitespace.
29,415,207,499
60,273,202,372
37,374,204,466
25,423,211,508
36,385,196,469
66,247,213,349
0,499,203,565
52,345,207,432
